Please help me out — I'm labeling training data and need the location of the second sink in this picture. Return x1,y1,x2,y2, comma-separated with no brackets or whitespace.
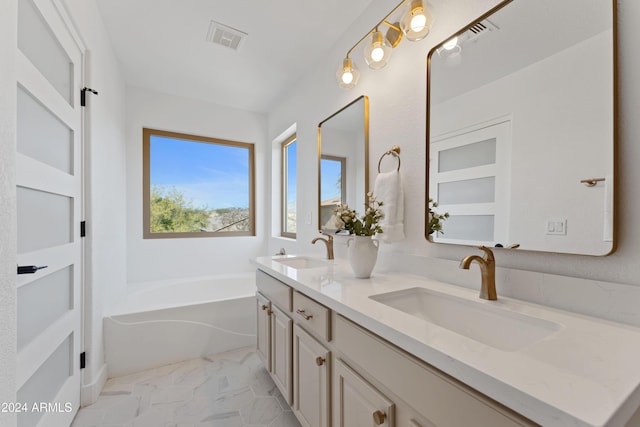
370,287,561,351
273,256,329,269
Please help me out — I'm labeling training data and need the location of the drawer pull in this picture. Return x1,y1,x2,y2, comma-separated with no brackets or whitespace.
373,410,386,425
315,356,325,366
296,309,313,320
261,304,269,311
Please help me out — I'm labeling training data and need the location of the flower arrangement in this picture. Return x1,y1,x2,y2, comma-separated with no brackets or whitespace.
428,198,449,235
333,193,384,237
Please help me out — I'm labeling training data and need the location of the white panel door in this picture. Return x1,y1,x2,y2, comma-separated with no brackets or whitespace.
15,0,84,425
430,119,511,246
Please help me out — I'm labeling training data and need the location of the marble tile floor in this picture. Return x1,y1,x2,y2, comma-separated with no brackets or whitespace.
71,346,302,427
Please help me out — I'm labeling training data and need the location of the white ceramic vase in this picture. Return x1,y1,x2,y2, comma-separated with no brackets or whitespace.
347,235,379,279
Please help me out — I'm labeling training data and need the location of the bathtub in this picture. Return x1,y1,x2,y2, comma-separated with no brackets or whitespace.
104,273,257,377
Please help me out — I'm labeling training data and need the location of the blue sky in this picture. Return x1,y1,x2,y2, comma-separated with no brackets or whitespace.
150,135,250,209
286,141,297,206
320,158,342,202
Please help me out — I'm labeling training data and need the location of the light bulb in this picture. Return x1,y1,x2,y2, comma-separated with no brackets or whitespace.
364,30,392,70
336,57,359,89
401,0,431,41
371,46,384,62
443,37,458,50
410,13,427,32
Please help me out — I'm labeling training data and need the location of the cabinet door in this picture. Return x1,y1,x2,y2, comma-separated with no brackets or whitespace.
271,304,293,405
293,324,330,427
256,292,271,368
334,359,395,427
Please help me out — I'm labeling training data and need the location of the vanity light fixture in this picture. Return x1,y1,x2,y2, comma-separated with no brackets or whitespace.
400,0,431,41
442,36,459,51
436,35,462,65
364,29,392,69
336,0,432,89
336,57,360,89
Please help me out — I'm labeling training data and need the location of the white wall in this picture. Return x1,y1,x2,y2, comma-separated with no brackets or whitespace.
267,0,640,312
1,0,639,417
125,87,269,284
0,0,18,424
268,0,508,259
431,31,612,254
61,0,129,403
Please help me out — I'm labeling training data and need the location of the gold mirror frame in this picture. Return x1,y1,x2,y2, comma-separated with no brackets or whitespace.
318,96,369,232
425,0,616,256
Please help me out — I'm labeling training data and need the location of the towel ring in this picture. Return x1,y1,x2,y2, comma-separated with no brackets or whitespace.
378,146,401,173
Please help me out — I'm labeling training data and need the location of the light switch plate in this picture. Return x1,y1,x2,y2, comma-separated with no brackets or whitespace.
545,218,567,235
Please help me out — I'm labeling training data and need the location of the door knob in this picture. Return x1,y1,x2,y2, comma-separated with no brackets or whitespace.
17,265,48,275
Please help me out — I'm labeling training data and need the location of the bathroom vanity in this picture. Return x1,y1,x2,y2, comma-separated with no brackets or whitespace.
255,255,640,427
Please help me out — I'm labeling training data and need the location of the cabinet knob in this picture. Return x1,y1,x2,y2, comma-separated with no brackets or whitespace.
295,308,313,320
267,309,273,315
373,410,386,425
261,304,268,311
315,356,325,366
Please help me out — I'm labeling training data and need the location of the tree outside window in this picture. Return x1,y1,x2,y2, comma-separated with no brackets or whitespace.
143,128,255,238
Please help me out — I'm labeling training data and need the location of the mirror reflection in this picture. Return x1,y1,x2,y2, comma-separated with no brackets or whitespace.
318,96,369,232
427,0,614,255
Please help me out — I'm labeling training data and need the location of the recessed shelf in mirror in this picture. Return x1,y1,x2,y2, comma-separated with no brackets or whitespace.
426,0,615,256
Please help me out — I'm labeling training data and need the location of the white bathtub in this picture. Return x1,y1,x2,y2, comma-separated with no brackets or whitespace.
104,273,257,377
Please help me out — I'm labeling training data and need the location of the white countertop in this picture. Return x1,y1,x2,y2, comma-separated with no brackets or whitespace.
254,255,640,427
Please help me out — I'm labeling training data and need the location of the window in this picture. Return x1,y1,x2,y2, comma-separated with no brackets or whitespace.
281,135,297,238
319,155,346,229
142,128,255,239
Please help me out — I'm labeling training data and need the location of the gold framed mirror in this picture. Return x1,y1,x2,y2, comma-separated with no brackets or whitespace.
426,0,615,255
318,96,369,232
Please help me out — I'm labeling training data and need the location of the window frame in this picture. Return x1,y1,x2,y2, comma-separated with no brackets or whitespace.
319,154,347,228
281,134,297,238
142,127,256,239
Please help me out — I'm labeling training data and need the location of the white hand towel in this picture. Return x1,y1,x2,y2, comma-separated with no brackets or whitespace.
373,170,405,242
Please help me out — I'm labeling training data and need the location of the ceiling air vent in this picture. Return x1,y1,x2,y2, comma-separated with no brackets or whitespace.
465,19,499,43
206,20,247,51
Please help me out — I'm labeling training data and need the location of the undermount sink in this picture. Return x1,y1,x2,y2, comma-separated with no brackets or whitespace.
273,256,330,269
370,287,561,351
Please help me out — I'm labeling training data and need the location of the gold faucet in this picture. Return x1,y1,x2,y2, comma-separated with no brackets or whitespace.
312,232,334,260
459,246,497,300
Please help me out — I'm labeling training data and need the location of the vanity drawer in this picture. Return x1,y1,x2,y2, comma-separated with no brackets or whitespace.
256,270,292,312
293,291,331,341
334,315,535,427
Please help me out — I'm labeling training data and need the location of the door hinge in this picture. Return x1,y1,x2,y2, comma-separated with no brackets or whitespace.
80,352,86,369
80,221,86,237
80,87,98,107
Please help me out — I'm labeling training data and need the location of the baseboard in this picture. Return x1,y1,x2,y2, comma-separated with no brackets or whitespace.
80,363,107,407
